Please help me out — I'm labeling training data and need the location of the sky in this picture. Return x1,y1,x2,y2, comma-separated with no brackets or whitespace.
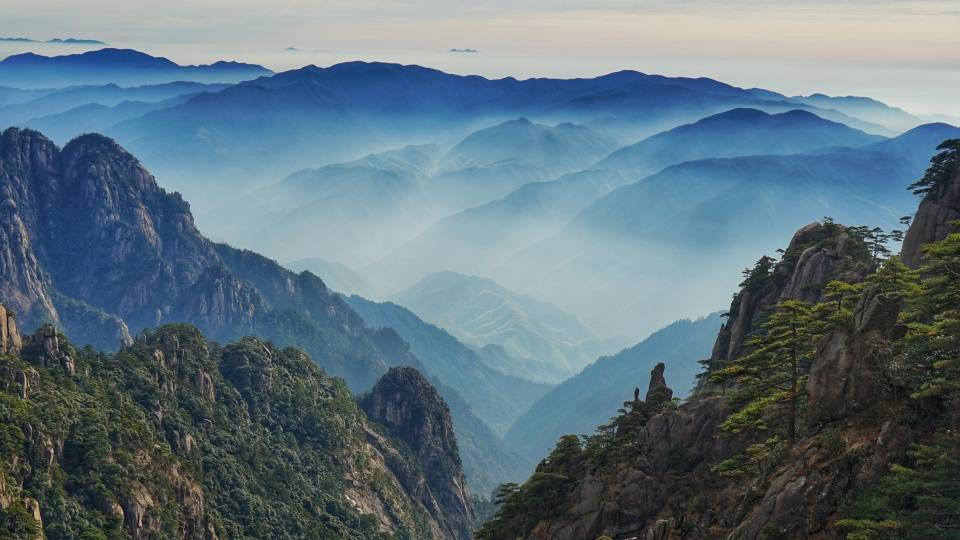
2,0,959,117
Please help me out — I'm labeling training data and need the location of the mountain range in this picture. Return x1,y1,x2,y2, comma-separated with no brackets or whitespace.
367,168,630,293
596,107,885,175
90,61,919,211
391,271,625,382
492,122,960,338
209,117,619,266
0,81,229,138
0,46,958,540
0,48,272,88
0,36,104,44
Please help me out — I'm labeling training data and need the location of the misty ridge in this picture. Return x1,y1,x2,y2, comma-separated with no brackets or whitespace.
2,46,957,369
1,44,959,537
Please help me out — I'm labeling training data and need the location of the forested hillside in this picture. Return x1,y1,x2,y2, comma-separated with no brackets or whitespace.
0,319,473,539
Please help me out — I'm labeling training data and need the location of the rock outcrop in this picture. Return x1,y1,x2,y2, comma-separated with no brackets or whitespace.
0,303,22,355
709,221,870,370
27,324,76,375
901,162,960,267
361,367,474,539
644,362,673,404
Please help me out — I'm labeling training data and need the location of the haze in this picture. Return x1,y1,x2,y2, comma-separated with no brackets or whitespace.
3,0,959,117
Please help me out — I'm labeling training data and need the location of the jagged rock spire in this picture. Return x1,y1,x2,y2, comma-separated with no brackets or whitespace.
0,303,21,355
645,362,673,404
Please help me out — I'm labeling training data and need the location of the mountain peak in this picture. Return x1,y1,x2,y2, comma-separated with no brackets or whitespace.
360,366,473,539
704,107,770,121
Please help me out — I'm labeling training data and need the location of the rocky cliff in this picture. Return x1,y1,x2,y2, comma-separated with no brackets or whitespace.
0,314,470,539
0,127,409,391
361,367,475,539
708,221,871,370
901,144,960,266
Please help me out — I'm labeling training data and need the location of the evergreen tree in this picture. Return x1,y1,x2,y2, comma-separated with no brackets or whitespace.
837,434,960,539
820,279,865,327
710,300,818,444
866,256,917,296
901,228,960,402
475,436,584,539
740,255,776,291
908,139,960,195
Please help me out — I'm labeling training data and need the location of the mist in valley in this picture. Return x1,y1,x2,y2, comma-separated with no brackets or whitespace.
1,41,958,533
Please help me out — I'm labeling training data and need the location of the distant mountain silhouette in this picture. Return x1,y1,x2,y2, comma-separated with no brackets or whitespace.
0,36,105,44
103,61,895,210
391,271,624,381
212,119,617,266
500,123,958,339
370,169,630,292
0,81,228,126
0,48,272,88
429,118,618,210
789,93,920,132
214,144,442,267
596,108,885,175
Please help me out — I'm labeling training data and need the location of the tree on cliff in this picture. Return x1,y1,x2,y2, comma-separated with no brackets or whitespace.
475,435,584,539
710,300,818,445
908,139,960,195
838,434,960,539
901,227,960,405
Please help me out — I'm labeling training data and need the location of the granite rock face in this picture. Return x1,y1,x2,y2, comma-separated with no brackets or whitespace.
901,164,960,267
709,221,869,370
361,367,474,539
0,303,22,355
644,362,673,404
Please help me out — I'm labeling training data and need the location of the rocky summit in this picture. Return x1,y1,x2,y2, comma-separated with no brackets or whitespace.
361,367,475,539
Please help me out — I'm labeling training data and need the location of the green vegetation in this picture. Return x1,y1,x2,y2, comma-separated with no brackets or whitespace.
837,435,960,539
476,388,678,539
836,143,960,538
0,324,437,539
711,300,817,445
475,435,585,540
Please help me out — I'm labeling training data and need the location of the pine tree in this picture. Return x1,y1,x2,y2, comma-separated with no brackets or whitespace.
908,139,960,195
901,228,960,402
866,256,917,296
710,300,818,444
837,434,960,539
